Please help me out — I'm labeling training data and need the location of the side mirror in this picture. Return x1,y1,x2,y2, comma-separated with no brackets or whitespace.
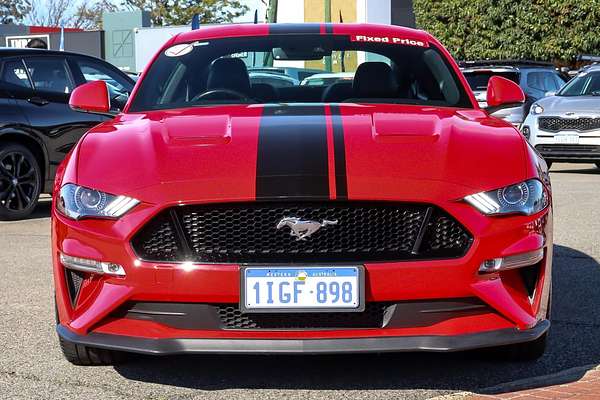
69,80,112,115
486,76,525,108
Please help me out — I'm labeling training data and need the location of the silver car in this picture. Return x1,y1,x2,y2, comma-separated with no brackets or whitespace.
523,64,600,169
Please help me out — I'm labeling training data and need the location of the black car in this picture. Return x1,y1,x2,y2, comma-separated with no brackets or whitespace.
0,48,134,220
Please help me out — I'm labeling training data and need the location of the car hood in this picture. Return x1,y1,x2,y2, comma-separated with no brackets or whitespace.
75,104,527,205
536,95,600,114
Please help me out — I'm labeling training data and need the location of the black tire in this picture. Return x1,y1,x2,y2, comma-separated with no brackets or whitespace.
55,299,126,366
0,142,42,221
59,335,125,366
595,162,600,170
546,161,552,170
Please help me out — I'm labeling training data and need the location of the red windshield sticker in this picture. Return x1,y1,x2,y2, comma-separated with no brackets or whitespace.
350,35,428,47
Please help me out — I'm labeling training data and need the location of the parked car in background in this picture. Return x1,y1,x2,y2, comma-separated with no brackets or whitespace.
460,60,567,127
249,71,300,88
522,64,600,169
0,48,135,220
300,72,355,86
247,66,322,82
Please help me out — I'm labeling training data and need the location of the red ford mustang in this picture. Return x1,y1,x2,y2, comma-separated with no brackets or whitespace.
52,23,552,365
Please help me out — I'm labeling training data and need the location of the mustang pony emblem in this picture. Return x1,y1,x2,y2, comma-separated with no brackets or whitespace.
276,217,338,241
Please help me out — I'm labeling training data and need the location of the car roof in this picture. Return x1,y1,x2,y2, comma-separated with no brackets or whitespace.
248,71,298,81
174,23,432,44
304,72,355,79
459,60,555,71
0,47,103,60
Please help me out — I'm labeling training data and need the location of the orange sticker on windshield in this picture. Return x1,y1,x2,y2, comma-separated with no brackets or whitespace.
350,35,428,47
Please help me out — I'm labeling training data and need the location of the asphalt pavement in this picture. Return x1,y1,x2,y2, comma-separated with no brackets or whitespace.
1,164,599,400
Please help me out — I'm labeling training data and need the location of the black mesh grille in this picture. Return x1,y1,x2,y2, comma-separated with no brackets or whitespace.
131,214,180,262
217,303,390,329
131,202,472,263
65,269,85,305
539,117,600,132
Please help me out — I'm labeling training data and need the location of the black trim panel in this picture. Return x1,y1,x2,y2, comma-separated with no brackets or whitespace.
57,320,550,355
256,105,329,199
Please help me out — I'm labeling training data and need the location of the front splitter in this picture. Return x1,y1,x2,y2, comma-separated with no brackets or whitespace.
57,320,549,355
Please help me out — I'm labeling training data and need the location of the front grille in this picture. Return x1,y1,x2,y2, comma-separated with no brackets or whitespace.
536,144,600,154
539,117,600,132
131,202,472,263
217,303,390,329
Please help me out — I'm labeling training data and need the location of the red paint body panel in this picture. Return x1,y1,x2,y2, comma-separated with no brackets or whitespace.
53,23,552,353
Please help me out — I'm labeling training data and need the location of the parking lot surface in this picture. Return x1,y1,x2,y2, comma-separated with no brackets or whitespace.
1,164,599,400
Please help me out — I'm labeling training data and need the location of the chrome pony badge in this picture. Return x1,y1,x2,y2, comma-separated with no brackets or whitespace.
276,217,338,241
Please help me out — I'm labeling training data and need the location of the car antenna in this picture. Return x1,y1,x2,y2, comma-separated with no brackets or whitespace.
254,9,258,24
339,10,345,72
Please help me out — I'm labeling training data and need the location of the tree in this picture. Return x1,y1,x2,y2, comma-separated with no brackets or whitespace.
414,0,600,65
122,0,250,26
1,0,31,24
73,0,119,29
25,0,118,29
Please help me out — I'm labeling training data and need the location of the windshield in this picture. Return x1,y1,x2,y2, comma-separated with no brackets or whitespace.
463,71,519,91
129,34,472,112
558,71,600,96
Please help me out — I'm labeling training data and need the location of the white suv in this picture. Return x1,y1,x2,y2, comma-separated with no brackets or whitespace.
523,65,600,169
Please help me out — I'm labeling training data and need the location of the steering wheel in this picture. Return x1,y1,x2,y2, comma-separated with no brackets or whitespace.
191,89,252,102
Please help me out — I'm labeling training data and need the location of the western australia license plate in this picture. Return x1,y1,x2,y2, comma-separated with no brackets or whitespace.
241,266,364,312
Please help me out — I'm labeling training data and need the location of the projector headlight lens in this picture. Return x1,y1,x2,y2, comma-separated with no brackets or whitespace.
57,183,139,220
465,179,548,216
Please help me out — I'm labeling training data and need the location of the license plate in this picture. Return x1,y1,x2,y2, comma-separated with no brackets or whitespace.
241,266,364,312
554,134,579,144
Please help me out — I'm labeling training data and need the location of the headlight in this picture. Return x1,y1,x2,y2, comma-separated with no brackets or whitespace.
56,183,139,220
531,104,544,115
464,179,548,216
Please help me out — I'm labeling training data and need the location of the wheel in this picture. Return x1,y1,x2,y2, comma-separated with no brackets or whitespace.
595,162,600,170
59,335,125,366
55,298,125,366
0,143,42,221
546,161,552,170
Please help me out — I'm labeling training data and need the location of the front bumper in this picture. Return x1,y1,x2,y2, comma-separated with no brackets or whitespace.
57,320,550,354
524,114,600,163
52,194,553,351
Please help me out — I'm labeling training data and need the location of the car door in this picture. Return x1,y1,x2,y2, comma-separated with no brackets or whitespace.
67,55,135,113
16,55,102,181
0,59,31,129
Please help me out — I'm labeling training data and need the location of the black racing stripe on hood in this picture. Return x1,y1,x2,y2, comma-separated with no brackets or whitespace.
268,23,322,34
330,105,347,199
256,105,329,200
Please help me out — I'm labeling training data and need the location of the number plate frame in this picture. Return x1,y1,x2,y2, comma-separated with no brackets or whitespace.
554,134,579,144
239,265,366,313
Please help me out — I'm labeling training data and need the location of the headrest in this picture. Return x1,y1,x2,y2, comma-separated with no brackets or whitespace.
207,58,251,95
353,62,398,98
322,81,354,102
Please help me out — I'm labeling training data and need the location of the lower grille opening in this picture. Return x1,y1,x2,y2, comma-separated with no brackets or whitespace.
217,303,391,330
519,263,541,298
65,269,86,306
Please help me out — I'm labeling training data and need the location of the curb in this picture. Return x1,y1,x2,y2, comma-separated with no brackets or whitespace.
429,364,600,399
